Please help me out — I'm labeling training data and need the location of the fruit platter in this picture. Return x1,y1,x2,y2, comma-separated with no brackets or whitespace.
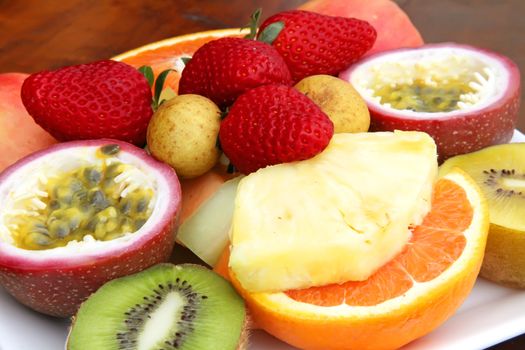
0,1,524,349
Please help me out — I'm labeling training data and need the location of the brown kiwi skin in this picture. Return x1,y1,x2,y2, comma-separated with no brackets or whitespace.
481,223,525,289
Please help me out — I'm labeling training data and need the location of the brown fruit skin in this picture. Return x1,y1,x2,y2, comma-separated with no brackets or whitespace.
294,75,370,134
147,94,221,179
481,224,525,289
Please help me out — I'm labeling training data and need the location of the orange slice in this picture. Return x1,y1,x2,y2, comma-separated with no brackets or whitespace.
112,29,246,92
215,169,489,350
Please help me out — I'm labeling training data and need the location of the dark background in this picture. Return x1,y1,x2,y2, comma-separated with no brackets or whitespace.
0,1,524,349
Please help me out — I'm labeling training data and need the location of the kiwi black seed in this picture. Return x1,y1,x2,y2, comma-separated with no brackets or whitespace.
67,264,247,350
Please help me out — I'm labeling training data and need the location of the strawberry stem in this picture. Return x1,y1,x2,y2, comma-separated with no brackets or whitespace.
243,8,262,40
138,66,154,88
258,21,284,45
153,68,175,110
180,56,192,65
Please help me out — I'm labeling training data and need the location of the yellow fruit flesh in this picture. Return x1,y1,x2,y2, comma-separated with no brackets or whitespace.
7,146,153,250
439,143,525,232
229,131,438,293
373,79,475,112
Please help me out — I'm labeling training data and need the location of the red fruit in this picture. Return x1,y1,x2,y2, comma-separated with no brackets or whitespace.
178,37,292,107
340,43,521,161
21,60,153,146
258,10,376,82
299,0,424,56
0,73,56,172
0,139,181,317
219,84,334,174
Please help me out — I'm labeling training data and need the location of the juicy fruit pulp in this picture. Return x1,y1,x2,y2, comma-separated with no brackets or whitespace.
0,139,181,316
348,48,505,114
440,143,525,288
341,43,521,160
229,131,437,293
219,170,488,350
9,145,153,250
68,264,246,350
374,79,475,113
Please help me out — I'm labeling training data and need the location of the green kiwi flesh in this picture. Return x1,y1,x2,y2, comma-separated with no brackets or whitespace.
67,264,246,350
440,143,525,288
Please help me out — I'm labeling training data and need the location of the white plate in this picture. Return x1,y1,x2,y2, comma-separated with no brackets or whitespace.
1,130,524,350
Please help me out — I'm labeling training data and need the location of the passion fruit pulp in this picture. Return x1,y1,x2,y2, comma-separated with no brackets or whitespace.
0,139,181,317
10,144,154,250
340,43,521,160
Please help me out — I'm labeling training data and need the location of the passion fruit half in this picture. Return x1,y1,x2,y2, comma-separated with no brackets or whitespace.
0,139,181,317
340,43,521,160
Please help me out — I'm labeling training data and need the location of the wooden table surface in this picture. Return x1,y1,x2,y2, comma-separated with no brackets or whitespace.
0,0,524,349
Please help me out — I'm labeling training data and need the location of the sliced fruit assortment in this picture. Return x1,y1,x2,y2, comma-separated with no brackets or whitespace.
0,73,56,172
229,131,437,293
341,43,521,160
21,60,153,146
0,2,522,349
217,168,488,350
258,10,377,82
67,264,247,350
440,143,525,288
0,139,181,316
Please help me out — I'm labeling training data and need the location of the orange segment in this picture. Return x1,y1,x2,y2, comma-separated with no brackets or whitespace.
112,29,246,92
216,170,489,350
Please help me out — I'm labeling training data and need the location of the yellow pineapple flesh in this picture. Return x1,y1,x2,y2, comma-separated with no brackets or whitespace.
229,131,438,293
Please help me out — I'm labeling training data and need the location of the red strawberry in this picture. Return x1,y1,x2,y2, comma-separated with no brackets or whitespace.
21,60,153,146
258,10,377,82
219,84,334,174
178,37,292,107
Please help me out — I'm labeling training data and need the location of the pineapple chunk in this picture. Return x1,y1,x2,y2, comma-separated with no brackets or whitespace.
229,131,438,293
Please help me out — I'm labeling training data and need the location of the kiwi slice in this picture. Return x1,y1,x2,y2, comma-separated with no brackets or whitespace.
67,264,247,349
440,143,525,288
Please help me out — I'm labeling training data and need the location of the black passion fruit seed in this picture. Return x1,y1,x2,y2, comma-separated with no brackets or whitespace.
10,146,154,250
373,79,475,113
67,264,247,350
100,144,121,156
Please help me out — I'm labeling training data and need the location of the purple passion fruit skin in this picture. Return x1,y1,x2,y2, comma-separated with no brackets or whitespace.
0,139,181,317
340,43,521,161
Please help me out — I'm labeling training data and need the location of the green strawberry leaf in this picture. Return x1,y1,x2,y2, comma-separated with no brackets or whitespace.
258,21,284,45
243,8,262,40
153,69,175,110
138,66,154,88
180,56,192,65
